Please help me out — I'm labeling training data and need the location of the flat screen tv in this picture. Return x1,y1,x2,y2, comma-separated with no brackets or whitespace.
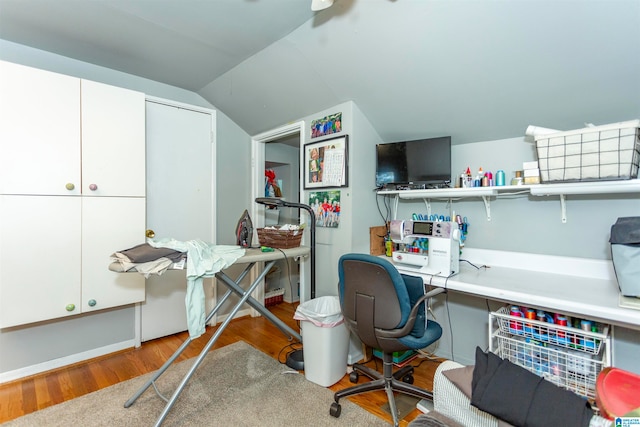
376,136,452,189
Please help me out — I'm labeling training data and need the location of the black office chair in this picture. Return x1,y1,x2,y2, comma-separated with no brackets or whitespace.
330,253,444,427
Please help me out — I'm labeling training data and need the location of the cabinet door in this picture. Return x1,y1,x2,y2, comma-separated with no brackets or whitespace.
0,195,81,327
81,80,145,197
0,61,81,196
81,196,145,312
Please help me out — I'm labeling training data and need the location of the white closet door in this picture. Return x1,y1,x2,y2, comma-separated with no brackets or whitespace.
142,100,215,341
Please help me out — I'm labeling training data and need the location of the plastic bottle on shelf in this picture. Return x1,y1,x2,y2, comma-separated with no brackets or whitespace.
465,167,473,188
475,167,484,187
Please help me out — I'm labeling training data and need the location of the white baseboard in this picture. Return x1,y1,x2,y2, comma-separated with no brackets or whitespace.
2,306,257,384
0,339,136,384
207,307,252,326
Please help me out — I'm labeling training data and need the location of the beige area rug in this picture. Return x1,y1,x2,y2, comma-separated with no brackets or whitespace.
4,341,388,427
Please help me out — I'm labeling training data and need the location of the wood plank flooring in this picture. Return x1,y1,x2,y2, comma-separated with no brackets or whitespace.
0,302,444,426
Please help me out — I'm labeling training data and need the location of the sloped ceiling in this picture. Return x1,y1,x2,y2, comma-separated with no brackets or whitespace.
1,0,639,144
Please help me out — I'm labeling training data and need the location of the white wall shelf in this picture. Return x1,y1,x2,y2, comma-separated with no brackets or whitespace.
379,180,640,222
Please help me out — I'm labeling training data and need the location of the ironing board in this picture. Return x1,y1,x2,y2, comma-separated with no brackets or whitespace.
123,246,310,426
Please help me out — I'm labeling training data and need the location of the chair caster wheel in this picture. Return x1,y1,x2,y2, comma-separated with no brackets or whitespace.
349,371,359,383
330,402,342,418
402,374,414,384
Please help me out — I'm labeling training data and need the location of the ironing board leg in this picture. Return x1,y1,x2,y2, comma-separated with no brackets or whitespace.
150,260,291,426
215,270,302,342
124,286,236,408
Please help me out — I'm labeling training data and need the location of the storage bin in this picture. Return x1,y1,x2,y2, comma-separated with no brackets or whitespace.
535,119,640,183
492,306,607,355
610,216,640,298
489,306,610,400
372,348,416,364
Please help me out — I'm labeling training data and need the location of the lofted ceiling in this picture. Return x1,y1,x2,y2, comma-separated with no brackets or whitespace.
1,0,639,144
0,0,316,91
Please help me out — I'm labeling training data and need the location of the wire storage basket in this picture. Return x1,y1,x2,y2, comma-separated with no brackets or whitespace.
257,227,303,249
489,306,610,401
535,119,640,183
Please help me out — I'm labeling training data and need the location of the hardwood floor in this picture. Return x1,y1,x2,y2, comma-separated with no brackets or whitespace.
0,302,444,426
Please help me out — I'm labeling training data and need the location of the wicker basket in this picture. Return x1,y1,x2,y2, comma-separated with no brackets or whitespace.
257,227,303,249
264,288,285,307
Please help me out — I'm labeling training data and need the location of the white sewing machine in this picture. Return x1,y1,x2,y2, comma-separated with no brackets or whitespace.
389,219,460,277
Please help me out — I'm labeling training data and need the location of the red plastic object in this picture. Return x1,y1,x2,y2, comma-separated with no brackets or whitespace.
596,367,640,419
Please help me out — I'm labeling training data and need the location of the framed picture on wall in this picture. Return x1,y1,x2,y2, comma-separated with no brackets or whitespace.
303,135,348,189
310,112,342,139
309,190,341,228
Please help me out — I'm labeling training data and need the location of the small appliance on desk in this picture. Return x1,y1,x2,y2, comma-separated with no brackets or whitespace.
388,219,460,277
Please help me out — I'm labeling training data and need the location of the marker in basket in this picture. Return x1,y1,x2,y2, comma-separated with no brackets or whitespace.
555,316,568,339
525,309,536,333
510,306,524,334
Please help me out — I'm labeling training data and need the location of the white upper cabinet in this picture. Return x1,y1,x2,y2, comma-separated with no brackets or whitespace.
0,60,81,195
0,60,145,197
81,79,145,197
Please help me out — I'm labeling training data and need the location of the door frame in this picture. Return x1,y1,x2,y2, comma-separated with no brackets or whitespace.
249,121,305,316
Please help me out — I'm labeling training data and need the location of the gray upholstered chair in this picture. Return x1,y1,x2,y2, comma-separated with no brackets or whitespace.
330,253,444,427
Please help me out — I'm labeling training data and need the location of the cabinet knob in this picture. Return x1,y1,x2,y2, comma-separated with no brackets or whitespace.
89,184,98,191
88,299,97,307
65,183,75,191
65,304,76,312
146,229,155,238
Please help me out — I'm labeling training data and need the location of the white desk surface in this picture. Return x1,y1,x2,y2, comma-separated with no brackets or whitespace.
393,248,640,331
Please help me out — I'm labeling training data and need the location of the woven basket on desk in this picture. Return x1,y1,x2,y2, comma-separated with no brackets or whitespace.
257,228,303,249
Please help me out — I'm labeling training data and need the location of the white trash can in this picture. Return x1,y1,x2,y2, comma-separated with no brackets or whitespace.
294,296,350,387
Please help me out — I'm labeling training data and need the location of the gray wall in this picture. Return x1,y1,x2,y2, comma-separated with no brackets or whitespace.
265,142,300,225
202,1,640,144
1,36,638,379
0,41,251,376
366,135,640,371
297,101,384,298
286,97,639,372
389,137,640,260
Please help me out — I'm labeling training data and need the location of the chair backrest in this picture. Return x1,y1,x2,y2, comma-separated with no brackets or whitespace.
338,253,418,352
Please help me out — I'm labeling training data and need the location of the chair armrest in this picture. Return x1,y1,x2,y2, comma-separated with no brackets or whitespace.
377,287,446,339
